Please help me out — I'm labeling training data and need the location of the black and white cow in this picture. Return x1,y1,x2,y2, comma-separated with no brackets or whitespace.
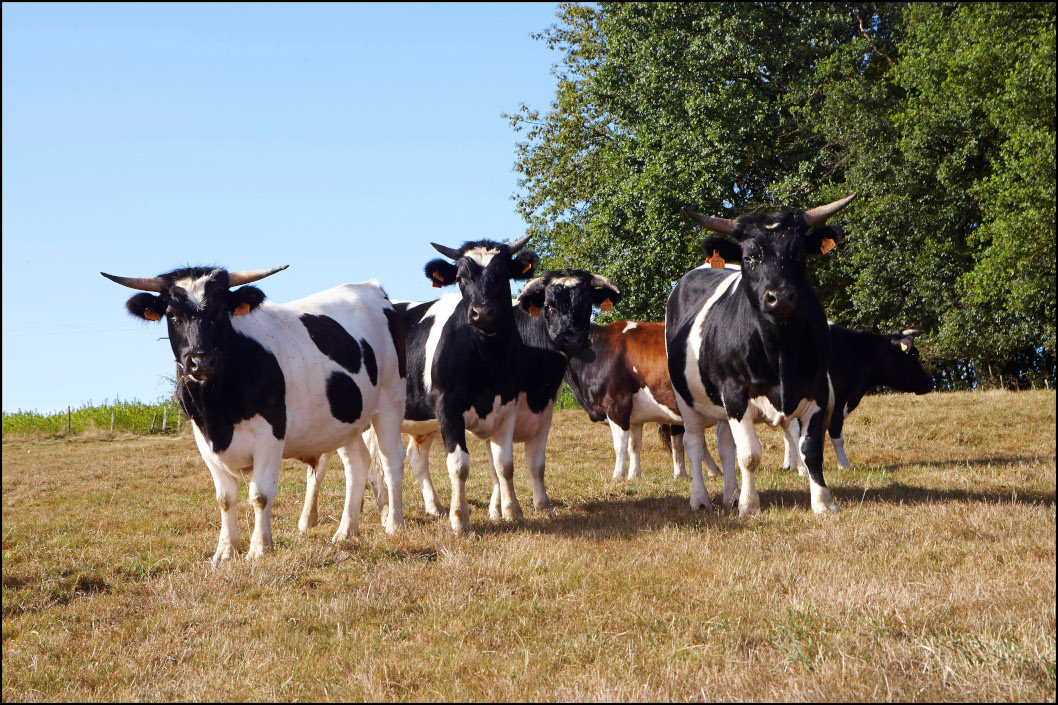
102,266,407,562
665,195,856,515
387,237,540,534
779,325,933,470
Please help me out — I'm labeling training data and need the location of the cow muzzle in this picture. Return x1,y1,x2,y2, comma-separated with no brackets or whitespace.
763,289,797,318
183,353,216,382
468,304,497,332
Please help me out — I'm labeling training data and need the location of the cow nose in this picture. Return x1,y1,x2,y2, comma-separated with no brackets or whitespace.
468,305,495,328
764,289,796,316
186,353,215,379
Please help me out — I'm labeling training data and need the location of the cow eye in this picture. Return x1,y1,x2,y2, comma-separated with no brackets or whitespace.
744,253,759,265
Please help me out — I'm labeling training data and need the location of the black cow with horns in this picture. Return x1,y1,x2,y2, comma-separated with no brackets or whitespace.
665,194,856,515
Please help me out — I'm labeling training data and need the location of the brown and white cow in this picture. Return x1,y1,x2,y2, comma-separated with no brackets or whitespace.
564,320,722,480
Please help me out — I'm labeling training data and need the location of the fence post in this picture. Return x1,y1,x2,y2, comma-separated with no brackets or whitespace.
162,405,168,433
150,414,157,433
67,407,71,434
110,410,115,432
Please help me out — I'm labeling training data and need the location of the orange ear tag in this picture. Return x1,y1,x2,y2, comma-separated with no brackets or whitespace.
144,310,161,321
706,250,726,268
522,260,533,273
820,237,836,254
600,299,614,312
233,303,251,316
528,304,541,317
432,270,446,282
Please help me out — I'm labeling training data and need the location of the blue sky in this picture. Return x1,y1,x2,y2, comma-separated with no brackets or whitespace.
2,2,563,412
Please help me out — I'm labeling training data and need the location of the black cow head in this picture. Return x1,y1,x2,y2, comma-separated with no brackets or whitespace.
424,236,538,334
882,329,934,394
101,265,287,384
516,269,621,356
684,195,855,322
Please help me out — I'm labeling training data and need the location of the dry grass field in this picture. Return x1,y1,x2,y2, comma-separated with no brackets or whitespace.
2,389,1055,701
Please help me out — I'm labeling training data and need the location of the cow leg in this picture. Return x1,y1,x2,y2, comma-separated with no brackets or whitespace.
438,408,473,535
524,420,555,517
408,433,446,518
784,418,809,477
299,453,330,532
675,403,712,511
627,424,644,479
489,414,523,522
359,428,389,525
702,428,722,478
715,421,739,509
204,455,241,564
799,408,839,513
372,409,407,534
247,443,284,559
332,440,370,541
830,412,851,469
670,425,687,479
607,419,630,480
486,444,503,521
831,433,851,469
726,414,762,517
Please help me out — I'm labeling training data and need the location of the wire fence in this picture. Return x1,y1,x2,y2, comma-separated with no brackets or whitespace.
2,398,187,439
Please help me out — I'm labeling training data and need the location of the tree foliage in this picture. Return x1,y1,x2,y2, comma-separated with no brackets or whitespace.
508,2,1056,388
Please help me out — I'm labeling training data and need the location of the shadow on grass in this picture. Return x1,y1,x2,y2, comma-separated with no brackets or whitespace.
865,453,1056,473
759,481,1055,513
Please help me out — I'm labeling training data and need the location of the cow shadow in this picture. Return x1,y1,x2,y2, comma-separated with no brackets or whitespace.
863,453,1055,474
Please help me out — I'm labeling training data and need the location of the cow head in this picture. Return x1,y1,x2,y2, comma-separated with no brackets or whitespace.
424,236,538,335
882,329,934,394
101,265,287,384
684,195,855,322
516,270,621,356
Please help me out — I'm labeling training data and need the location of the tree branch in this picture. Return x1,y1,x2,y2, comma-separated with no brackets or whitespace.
853,9,895,65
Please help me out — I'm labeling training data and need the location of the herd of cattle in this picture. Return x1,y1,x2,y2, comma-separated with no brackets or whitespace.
102,194,933,563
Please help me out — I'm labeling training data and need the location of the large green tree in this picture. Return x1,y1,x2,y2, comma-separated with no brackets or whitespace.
508,2,1055,387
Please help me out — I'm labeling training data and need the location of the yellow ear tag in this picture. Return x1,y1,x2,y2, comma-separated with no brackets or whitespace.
600,299,614,312
900,342,909,352
528,304,541,317
144,310,161,322
233,303,251,316
706,250,725,268
820,237,836,254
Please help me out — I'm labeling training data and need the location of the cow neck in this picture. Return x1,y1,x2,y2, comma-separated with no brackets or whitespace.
515,308,570,397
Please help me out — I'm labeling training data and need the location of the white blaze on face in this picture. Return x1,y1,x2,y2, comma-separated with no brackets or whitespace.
463,247,502,268
174,273,217,309
548,276,581,288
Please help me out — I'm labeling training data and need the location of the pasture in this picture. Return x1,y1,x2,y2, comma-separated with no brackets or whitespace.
2,389,1055,701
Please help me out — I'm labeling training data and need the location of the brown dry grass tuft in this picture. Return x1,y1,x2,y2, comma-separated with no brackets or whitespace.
3,390,1055,701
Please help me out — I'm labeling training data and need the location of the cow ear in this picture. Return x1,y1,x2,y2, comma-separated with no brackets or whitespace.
510,251,539,281
517,278,546,316
424,259,458,287
591,282,622,311
804,225,842,255
228,286,266,316
126,293,166,322
701,238,742,267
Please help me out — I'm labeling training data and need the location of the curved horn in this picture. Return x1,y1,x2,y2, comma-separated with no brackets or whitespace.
508,234,531,254
228,265,289,287
430,242,463,260
517,276,547,301
591,274,620,293
683,207,736,235
901,329,924,337
804,193,857,227
100,272,164,292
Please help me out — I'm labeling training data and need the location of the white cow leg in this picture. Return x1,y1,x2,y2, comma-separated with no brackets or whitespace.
702,429,722,478
832,434,851,469
489,420,523,522
446,446,473,535
608,419,630,480
299,453,330,532
715,421,739,509
671,429,687,479
524,424,555,517
486,444,502,521
408,434,446,518
628,424,644,479
205,456,241,564
372,410,407,534
332,441,369,541
782,418,801,472
727,415,762,517
362,428,389,524
247,444,284,559
676,406,712,511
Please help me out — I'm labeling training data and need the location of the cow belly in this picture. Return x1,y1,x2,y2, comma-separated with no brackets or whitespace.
511,393,552,442
629,386,683,425
402,418,440,436
750,396,820,427
464,395,515,439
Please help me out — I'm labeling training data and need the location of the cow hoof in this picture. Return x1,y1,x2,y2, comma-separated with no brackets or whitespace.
425,502,447,518
674,470,689,480
739,501,761,517
211,542,238,564
536,503,556,518
628,470,642,480
245,543,271,560
298,512,318,532
384,517,406,534
331,526,354,543
689,486,711,511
